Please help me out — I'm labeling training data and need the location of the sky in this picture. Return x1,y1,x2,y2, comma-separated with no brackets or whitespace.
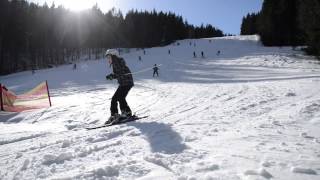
27,0,263,35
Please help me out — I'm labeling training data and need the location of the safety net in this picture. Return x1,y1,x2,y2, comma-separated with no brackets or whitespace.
0,81,51,112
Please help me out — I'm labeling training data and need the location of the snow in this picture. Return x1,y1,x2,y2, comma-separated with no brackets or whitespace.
291,167,317,175
1,35,320,179
244,168,273,179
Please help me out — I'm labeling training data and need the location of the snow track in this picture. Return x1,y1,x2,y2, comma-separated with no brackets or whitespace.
1,35,320,179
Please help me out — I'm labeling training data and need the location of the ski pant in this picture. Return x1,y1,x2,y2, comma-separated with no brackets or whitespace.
110,85,132,116
153,71,159,77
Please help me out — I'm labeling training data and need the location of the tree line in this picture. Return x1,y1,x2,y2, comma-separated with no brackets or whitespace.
0,0,223,75
241,0,320,57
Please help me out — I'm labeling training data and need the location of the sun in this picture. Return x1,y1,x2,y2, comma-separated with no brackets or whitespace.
62,0,97,11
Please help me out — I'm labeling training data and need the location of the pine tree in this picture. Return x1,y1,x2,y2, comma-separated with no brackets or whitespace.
298,0,320,56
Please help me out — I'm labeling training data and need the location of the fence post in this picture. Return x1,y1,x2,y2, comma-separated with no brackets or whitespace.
46,81,52,107
0,83,3,111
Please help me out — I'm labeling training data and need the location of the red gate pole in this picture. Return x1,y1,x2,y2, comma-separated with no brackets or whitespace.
0,83,3,111
46,81,52,107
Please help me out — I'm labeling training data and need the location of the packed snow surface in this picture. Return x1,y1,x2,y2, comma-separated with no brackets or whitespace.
1,35,320,179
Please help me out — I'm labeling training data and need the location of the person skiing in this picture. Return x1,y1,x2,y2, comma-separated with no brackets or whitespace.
153,64,159,77
105,49,134,124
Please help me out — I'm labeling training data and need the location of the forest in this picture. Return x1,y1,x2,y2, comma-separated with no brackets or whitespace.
0,0,223,75
241,0,320,57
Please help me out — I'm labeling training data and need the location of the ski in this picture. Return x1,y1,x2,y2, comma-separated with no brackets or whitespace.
85,115,148,130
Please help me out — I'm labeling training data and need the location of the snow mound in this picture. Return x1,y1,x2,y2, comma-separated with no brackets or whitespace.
42,152,73,165
244,168,273,179
291,167,317,175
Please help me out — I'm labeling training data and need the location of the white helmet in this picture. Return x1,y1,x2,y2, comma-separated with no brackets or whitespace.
105,49,120,57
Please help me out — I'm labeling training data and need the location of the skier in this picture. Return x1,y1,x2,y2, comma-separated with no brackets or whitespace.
216,50,221,56
193,51,197,58
105,49,134,124
31,66,36,75
201,51,204,58
73,63,77,70
153,64,159,77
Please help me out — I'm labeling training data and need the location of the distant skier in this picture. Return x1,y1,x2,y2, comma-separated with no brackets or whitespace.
216,50,221,56
193,51,197,58
138,56,142,61
73,63,77,70
201,51,204,58
143,49,146,55
168,49,171,55
153,64,159,77
105,49,134,124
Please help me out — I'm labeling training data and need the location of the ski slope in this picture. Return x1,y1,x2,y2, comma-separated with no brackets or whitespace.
1,35,320,180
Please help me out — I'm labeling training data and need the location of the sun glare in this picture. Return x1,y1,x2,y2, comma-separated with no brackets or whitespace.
30,0,122,12
65,0,96,11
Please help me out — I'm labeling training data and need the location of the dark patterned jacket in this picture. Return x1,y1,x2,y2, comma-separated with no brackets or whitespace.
112,56,134,86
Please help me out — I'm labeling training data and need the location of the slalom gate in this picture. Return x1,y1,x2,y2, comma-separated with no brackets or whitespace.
0,81,51,112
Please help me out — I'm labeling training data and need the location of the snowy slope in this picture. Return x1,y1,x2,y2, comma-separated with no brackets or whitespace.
1,35,320,180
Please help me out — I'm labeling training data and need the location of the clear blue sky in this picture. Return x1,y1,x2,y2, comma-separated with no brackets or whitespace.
28,0,263,35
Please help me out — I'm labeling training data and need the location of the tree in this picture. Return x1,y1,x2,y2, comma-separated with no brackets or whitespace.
298,0,320,56
241,13,259,35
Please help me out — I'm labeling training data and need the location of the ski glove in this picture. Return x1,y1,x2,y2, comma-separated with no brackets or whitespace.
106,74,115,80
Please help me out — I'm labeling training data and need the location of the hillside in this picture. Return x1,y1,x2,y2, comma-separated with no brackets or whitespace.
1,35,320,180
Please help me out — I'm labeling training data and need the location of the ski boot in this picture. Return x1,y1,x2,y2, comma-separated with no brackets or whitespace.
105,113,120,125
120,110,132,119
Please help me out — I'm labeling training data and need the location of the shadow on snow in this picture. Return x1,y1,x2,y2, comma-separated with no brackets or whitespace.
129,121,187,154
